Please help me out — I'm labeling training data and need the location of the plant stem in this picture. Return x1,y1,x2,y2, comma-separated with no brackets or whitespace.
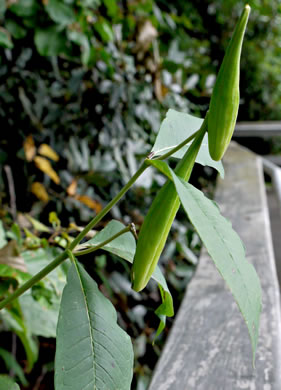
67,162,147,252
152,114,208,162
66,249,75,263
0,117,208,309
0,225,133,309
0,162,147,309
74,224,132,257
150,130,200,161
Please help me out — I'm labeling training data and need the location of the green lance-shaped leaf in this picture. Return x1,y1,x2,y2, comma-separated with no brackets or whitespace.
161,163,261,361
131,118,207,292
208,5,250,161
55,260,134,390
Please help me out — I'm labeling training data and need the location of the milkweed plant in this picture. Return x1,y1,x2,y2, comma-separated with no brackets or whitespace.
0,5,261,389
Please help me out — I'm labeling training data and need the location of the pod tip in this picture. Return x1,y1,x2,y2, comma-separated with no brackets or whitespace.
245,4,251,12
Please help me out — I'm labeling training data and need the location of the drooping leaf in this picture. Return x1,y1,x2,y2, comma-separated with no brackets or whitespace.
151,109,224,177
81,220,174,331
165,166,261,361
152,266,174,337
55,260,134,390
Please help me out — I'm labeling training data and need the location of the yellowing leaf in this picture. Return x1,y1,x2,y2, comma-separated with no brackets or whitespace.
38,143,59,162
31,182,49,202
67,180,77,196
75,195,102,213
34,156,60,184
23,135,36,161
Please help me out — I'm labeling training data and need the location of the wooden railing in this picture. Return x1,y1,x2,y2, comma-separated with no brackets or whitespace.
149,142,281,390
235,121,281,137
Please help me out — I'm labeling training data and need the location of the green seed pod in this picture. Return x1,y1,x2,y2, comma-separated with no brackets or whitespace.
208,5,250,161
131,120,207,292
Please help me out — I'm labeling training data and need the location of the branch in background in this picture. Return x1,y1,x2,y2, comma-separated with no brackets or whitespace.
4,165,17,222
9,333,17,378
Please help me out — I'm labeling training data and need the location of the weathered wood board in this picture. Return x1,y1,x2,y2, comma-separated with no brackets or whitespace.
149,142,281,390
235,121,281,137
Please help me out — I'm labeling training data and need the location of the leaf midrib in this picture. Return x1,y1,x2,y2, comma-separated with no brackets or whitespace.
73,261,97,390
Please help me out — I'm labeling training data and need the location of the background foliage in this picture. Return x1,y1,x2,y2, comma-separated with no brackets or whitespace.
1,0,281,220
0,0,280,388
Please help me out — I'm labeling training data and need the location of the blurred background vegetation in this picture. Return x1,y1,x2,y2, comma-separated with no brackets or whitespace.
0,0,280,388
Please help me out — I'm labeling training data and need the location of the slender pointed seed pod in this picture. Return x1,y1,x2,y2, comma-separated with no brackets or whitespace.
131,117,208,292
208,5,251,161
